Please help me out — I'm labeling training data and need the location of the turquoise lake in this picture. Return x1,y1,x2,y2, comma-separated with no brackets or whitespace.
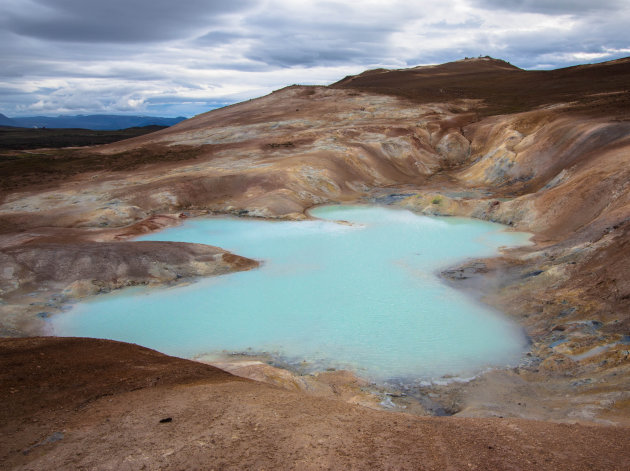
51,205,532,382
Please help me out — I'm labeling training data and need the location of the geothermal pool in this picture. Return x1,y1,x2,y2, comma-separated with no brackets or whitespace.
51,205,531,382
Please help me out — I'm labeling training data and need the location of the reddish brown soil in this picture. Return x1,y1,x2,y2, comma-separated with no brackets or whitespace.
0,145,203,196
333,56,630,117
2,337,629,471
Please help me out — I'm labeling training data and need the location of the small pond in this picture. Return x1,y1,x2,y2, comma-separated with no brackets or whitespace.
51,205,531,382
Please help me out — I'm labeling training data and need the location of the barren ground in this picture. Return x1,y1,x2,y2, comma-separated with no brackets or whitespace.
2,57,630,469
2,337,629,470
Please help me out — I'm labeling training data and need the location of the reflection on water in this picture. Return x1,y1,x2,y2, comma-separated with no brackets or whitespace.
51,205,532,382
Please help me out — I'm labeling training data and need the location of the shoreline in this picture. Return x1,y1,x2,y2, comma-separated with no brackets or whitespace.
197,350,532,417
16,204,551,420
2,198,629,425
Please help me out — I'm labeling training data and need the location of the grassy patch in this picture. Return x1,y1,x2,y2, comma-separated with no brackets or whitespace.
0,125,167,150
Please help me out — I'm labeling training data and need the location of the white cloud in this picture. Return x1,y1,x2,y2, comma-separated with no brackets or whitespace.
0,0,628,117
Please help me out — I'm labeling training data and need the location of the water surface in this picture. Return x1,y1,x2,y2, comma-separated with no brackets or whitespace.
51,205,531,382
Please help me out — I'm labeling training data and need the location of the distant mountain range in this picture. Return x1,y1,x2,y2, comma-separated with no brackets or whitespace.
0,113,186,130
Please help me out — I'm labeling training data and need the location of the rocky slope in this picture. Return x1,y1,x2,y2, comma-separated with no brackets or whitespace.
1,56,630,466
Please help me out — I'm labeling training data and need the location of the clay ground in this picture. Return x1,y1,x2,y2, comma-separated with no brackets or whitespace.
2,337,629,471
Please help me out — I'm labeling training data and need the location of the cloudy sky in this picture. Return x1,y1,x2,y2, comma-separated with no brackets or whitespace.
1,0,629,117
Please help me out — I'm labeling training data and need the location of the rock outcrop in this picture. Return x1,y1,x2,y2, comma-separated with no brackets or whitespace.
1,241,257,298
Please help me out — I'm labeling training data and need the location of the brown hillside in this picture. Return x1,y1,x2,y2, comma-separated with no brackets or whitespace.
333,56,630,116
2,337,629,470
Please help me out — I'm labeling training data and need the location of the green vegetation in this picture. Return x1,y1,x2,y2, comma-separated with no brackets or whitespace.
0,125,167,150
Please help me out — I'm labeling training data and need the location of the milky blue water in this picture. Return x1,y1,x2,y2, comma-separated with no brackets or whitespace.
51,205,531,382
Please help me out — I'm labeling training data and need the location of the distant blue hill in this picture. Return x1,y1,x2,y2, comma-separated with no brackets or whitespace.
0,113,15,126
0,114,187,130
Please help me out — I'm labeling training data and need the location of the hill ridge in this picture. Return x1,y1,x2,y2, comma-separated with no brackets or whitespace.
332,55,630,115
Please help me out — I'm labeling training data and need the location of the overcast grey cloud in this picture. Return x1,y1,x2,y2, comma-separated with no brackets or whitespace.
2,0,254,42
0,0,628,117
241,11,401,67
471,0,625,14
